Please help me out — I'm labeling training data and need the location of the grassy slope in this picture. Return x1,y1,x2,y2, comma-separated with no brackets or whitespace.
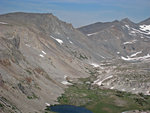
57,77,150,113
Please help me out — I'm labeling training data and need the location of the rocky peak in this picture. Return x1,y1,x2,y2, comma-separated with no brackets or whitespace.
0,12,74,35
121,18,131,22
120,18,135,25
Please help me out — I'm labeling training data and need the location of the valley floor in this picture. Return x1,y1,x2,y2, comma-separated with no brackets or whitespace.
47,59,150,113
54,76,150,113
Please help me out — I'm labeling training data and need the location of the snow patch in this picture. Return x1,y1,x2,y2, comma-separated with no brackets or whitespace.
61,75,72,85
94,75,113,86
129,32,136,36
69,40,73,44
117,52,120,54
61,81,72,85
25,44,31,47
125,25,130,29
130,31,136,34
139,25,150,32
122,89,126,91
110,87,114,89
123,40,137,45
93,79,100,84
87,32,98,36
42,51,46,55
100,55,105,59
130,51,142,57
0,22,8,24
64,75,67,79
121,54,150,61
90,63,99,68
39,54,44,58
131,27,150,35
50,35,63,45
146,91,150,95
45,103,50,106
55,39,63,45
67,37,73,44
123,42,132,44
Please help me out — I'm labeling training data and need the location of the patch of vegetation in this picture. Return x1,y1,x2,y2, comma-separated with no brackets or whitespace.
27,96,33,99
27,92,38,99
0,96,21,113
12,106,17,110
85,67,99,76
45,106,51,111
1,96,8,101
45,106,56,113
34,83,41,90
48,58,56,68
139,93,149,100
26,69,32,75
71,51,88,60
79,53,88,60
0,103,4,108
57,77,150,113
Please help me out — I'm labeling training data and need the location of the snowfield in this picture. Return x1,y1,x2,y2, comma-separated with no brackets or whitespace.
130,26,150,35
139,25,150,33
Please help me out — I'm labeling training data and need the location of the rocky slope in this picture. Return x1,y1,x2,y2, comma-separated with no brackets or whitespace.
78,18,150,98
0,12,108,113
0,12,150,113
78,18,150,61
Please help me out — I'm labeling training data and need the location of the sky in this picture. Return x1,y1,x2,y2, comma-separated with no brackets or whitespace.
0,0,150,27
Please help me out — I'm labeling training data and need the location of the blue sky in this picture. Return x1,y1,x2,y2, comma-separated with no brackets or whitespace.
0,0,150,27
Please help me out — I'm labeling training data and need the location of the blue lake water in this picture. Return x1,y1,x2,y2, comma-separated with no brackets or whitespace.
49,105,93,113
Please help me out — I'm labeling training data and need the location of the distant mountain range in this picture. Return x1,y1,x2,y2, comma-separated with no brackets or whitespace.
78,17,150,61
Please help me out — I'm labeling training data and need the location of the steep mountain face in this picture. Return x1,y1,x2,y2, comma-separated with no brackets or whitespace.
78,18,150,61
0,12,110,113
